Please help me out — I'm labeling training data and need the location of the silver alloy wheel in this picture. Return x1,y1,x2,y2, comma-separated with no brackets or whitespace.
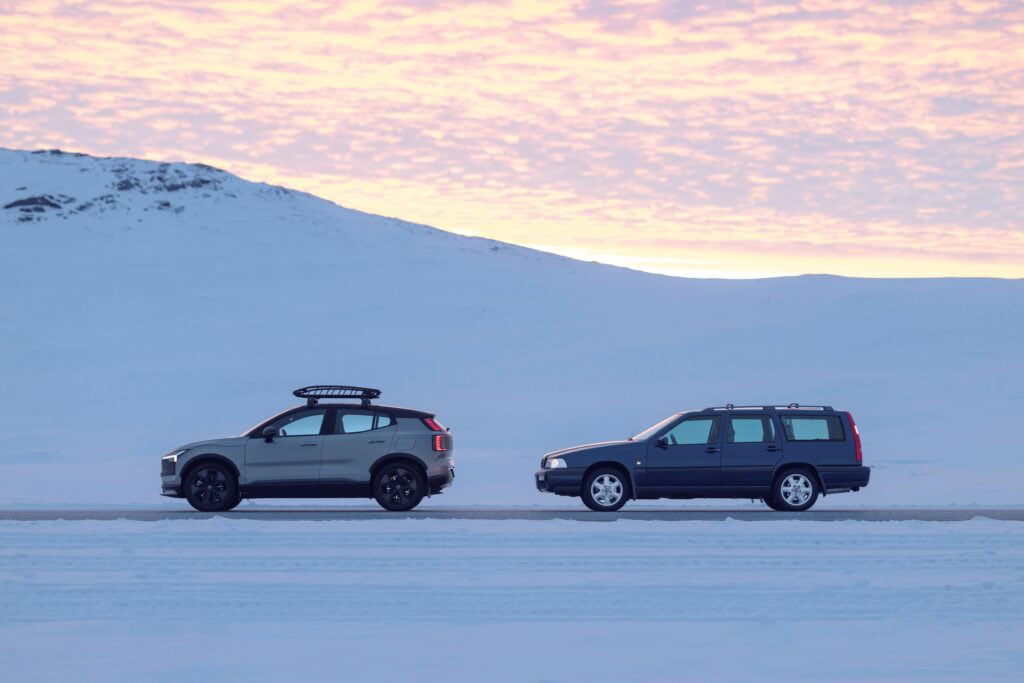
780,473,813,506
591,474,624,508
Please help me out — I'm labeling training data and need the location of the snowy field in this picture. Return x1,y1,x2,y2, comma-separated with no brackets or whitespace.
2,149,1023,509
2,517,1023,681
3,149,1023,680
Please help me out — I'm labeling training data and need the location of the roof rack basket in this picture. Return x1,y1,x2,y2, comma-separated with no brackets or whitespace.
293,385,381,408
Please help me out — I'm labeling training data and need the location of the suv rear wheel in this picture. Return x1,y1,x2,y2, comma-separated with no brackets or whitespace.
581,468,630,512
184,462,239,512
768,469,819,511
373,462,426,511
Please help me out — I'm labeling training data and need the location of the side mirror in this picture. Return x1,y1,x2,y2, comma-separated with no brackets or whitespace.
262,426,278,442
655,437,668,449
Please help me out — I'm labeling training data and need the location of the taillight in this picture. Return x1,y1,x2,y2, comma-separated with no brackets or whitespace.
422,417,445,432
433,434,451,452
846,412,862,463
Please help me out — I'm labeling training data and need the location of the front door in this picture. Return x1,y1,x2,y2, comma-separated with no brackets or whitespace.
720,413,782,490
244,408,327,496
644,415,722,493
320,410,398,496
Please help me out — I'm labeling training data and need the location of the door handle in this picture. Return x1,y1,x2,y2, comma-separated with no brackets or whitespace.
766,445,781,452
705,447,720,453
300,443,318,447
368,440,386,444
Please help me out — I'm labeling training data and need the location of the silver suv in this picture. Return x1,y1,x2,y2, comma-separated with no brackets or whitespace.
160,386,454,512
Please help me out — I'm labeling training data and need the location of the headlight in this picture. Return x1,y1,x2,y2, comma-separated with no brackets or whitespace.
162,448,189,462
547,458,567,469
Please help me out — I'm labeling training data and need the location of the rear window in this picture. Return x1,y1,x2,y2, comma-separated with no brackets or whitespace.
781,415,845,441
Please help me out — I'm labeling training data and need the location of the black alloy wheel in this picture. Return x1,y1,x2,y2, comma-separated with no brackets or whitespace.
185,463,238,512
374,463,426,512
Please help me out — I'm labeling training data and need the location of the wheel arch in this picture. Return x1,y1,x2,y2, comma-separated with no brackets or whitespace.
771,462,826,495
180,453,241,483
370,453,428,480
582,461,636,499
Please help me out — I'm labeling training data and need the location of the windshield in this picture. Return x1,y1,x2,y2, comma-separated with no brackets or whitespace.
240,407,296,437
631,413,682,441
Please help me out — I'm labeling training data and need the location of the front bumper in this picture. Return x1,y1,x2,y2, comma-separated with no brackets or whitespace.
161,483,182,498
535,468,584,496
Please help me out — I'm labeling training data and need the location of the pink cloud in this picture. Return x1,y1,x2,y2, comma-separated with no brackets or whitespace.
0,0,1021,277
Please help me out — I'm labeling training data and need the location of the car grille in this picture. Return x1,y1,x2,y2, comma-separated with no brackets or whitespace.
161,458,175,476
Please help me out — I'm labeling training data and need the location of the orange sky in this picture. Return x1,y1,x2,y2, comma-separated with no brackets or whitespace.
1,0,1022,278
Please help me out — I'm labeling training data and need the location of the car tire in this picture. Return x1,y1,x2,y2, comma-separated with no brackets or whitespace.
762,495,787,511
373,462,426,512
581,468,630,512
184,462,239,512
769,469,820,511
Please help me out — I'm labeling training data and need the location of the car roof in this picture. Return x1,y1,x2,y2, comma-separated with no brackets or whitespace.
286,402,434,418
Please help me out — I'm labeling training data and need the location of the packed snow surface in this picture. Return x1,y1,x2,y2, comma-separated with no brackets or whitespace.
1,517,1022,681
1,148,1023,506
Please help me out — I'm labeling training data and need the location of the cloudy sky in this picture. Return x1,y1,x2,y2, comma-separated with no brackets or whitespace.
1,0,1021,277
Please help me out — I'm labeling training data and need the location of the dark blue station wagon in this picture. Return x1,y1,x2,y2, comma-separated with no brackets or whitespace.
535,404,869,511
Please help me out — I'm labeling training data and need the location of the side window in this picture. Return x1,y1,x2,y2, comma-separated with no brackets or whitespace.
338,411,375,434
335,412,396,434
781,416,845,441
273,410,326,437
662,417,719,445
728,416,775,443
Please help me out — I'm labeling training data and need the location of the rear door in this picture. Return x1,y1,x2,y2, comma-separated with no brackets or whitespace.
319,410,398,495
244,408,327,495
720,413,782,490
644,415,722,492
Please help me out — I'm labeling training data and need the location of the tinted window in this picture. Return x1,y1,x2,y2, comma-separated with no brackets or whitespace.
663,417,719,445
273,410,325,437
781,415,845,441
728,416,775,443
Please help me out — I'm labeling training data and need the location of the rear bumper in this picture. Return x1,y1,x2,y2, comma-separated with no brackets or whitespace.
535,468,584,496
428,466,455,495
820,465,871,492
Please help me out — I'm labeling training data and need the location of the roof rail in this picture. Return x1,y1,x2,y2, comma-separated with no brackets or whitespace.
703,403,835,411
704,404,766,411
774,403,834,411
293,385,381,408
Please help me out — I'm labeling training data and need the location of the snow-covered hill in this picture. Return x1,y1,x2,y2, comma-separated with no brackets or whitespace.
1,148,1022,506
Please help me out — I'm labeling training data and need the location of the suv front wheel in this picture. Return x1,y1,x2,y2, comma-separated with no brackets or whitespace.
767,469,820,511
184,462,240,512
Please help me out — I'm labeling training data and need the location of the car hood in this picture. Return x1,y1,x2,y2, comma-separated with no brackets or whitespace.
543,440,633,461
175,436,247,452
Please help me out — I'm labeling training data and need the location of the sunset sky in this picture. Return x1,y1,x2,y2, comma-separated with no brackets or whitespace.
2,0,1022,278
